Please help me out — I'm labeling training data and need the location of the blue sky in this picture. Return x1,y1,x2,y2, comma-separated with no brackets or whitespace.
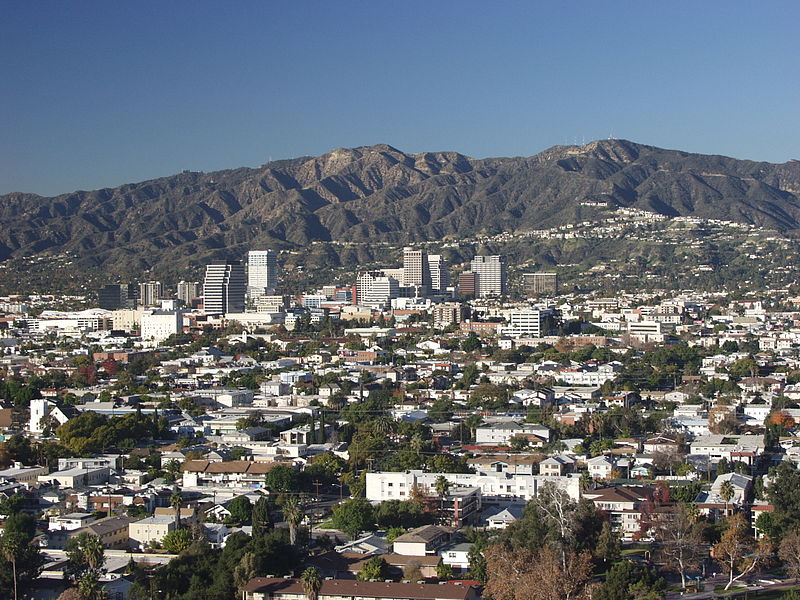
2,1,798,196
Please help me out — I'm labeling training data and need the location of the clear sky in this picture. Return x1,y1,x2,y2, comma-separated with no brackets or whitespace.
2,1,798,196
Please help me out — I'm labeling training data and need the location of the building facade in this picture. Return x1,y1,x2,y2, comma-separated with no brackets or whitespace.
203,262,246,314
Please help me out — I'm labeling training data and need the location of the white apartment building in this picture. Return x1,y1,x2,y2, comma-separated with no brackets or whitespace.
366,470,580,503
140,309,183,342
628,320,671,344
475,421,550,445
502,309,543,338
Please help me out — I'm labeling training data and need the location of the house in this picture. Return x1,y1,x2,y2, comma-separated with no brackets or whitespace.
587,455,616,479
467,454,540,476
539,455,577,477
484,505,523,529
243,578,480,600
128,515,179,549
48,515,136,550
392,525,453,557
439,542,473,571
475,421,550,445
643,434,681,455
49,512,96,531
39,467,110,488
695,472,753,520
583,486,652,539
181,460,291,488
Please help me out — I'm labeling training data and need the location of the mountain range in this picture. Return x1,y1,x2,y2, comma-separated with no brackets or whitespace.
1,139,799,279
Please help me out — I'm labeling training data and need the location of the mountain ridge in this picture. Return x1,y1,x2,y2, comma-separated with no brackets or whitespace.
1,139,799,279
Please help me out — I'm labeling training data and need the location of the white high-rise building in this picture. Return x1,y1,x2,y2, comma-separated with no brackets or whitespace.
203,262,246,314
403,247,430,292
357,271,400,310
140,309,184,342
428,254,450,293
248,250,277,297
471,255,507,298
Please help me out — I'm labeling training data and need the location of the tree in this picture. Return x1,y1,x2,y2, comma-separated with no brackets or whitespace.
170,492,183,530
300,567,322,600
713,513,761,590
593,560,664,600
434,476,451,524
0,512,44,600
719,480,735,516
767,462,800,538
1,531,22,600
331,497,375,537
281,496,304,546
162,529,193,553
436,562,454,580
233,552,259,590
484,544,593,600
66,533,104,580
252,496,272,538
357,556,390,581
77,570,107,600
226,495,253,525
461,333,482,353
595,521,621,567
265,464,301,493
652,504,704,589
780,531,800,581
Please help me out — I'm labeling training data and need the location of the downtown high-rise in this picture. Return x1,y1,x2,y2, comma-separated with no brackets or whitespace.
203,261,246,314
247,250,278,297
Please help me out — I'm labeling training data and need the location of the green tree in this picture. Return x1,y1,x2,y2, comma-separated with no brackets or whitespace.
595,520,621,566
300,567,322,600
767,462,800,538
281,496,304,546
436,562,454,580
594,561,664,600
0,513,44,600
265,464,301,493
162,529,193,554
357,556,390,581
66,533,104,579
226,496,252,525
252,496,272,538
331,497,375,537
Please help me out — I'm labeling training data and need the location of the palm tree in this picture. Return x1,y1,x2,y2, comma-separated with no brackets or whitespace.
300,567,322,600
81,535,104,572
77,570,107,600
719,480,735,517
434,476,451,525
170,492,182,529
282,496,303,546
1,531,22,600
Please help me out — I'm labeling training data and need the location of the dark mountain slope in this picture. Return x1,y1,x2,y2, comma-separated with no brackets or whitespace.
1,140,798,277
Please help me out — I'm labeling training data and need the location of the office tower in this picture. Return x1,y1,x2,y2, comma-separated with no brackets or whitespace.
458,271,477,298
176,281,201,305
508,309,544,337
138,281,163,307
428,254,450,293
471,255,507,297
97,284,137,310
248,250,277,297
203,261,246,314
403,247,430,292
356,271,400,309
523,272,558,296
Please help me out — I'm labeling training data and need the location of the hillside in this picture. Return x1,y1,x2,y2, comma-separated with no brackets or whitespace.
1,139,799,281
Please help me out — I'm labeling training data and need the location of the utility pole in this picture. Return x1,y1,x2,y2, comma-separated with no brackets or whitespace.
313,480,322,499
